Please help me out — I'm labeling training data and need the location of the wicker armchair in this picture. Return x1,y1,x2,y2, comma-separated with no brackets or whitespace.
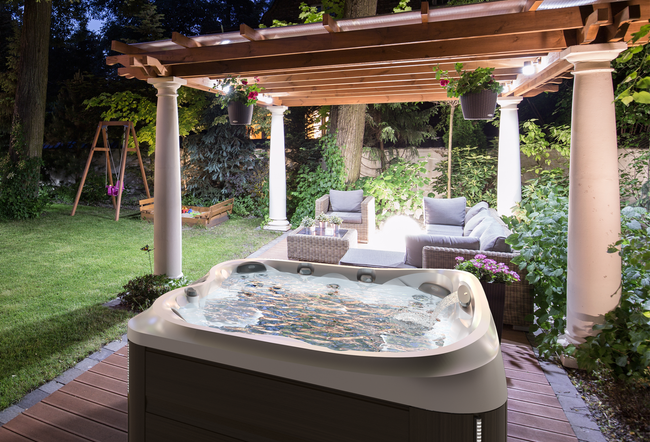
315,194,375,243
422,246,533,328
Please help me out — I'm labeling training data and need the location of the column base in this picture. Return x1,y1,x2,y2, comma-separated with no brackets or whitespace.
557,334,580,369
264,221,291,232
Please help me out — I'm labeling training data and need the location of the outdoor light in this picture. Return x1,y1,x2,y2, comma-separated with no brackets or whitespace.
258,94,274,104
522,61,535,76
475,416,483,442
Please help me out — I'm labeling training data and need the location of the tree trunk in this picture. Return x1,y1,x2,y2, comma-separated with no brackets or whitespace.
11,0,52,159
328,0,377,184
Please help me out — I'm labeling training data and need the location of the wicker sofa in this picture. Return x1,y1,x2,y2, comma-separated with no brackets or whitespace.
315,190,375,243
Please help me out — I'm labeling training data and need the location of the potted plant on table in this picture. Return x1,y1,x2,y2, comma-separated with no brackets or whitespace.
454,254,520,341
434,63,504,120
328,215,343,234
215,76,264,125
301,216,316,234
316,213,330,232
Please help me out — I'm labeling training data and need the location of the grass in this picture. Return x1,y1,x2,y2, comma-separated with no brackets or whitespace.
0,204,280,409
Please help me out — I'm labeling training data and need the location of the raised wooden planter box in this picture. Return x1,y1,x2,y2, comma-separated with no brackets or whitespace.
139,197,234,228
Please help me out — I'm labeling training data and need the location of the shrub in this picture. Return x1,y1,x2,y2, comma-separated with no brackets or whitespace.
504,182,569,358
356,158,431,224
0,153,51,220
119,274,190,312
576,206,650,381
289,134,346,226
431,145,497,206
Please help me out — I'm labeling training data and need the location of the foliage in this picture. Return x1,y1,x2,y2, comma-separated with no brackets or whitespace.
85,88,208,154
519,119,570,174
265,0,344,26
431,145,497,206
119,274,190,312
300,216,315,227
615,25,650,106
434,63,504,98
504,183,569,359
619,148,650,209
231,194,267,219
215,76,264,108
435,104,489,150
182,102,264,204
329,214,342,225
0,153,51,220
454,254,520,284
576,207,650,381
356,158,431,224
393,0,412,13
289,134,346,226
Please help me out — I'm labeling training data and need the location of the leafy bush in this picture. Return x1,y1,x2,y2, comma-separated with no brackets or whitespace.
576,207,650,381
619,148,650,210
431,145,497,206
119,274,190,312
356,158,431,224
504,182,569,358
0,153,51,220
519,119,570,175
289,134,346,226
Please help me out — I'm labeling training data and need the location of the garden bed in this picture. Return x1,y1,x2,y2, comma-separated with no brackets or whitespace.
139,197,234,228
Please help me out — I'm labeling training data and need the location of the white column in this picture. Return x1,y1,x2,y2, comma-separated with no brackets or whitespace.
264,106,291,231
148,77,187,278
559,43,626,361
496,96,523,216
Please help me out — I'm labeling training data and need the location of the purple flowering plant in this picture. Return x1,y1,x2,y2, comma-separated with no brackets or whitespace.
454,254,520,284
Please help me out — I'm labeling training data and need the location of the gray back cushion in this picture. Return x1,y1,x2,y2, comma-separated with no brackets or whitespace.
328,211,362,224
463,211,490,236
423,196,467,227
465,201,489,224
330,190,363,213
469,216,498,239
404,234,480,268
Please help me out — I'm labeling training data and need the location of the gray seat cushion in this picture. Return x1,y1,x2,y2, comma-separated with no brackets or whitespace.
329,190,363,213
327,211,362,224
339,248,412,268
426,224,464,236
423,196,467,226
404,234,480,268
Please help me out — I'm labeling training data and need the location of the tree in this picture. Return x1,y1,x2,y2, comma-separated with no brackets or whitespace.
328,0,378,184
11,0,52,160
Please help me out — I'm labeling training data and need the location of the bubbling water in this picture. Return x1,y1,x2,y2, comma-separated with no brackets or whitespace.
177,268,462,353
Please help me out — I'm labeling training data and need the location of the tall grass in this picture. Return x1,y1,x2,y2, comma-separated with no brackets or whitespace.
0,204,280,409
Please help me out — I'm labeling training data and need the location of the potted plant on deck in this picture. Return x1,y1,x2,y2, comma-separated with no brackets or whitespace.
434,63,504,120
454,254,520,341
215,76,264,125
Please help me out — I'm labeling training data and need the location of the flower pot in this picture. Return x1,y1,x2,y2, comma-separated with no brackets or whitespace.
332,224,340,234
227,101,254,125
480,281,505,342
460,90,498,120
318,221,328,232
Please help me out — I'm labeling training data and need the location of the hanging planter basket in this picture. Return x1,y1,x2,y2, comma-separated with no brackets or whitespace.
459,90,498,120
227,101,254,125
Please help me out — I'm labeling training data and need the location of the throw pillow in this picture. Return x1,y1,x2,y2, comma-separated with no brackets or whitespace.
468,216,498,239
463,211,490,236
465,201,489,224
423,196,467,226
404,234,480,268
330,190,364,213
479,221,512,252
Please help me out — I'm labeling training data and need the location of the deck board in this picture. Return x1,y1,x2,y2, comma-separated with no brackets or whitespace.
59,382,128,413
75,371,127,396
43,392,127,432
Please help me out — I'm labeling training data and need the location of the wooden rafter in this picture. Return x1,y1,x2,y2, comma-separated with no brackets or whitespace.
171,32,202,48
323,14,341,33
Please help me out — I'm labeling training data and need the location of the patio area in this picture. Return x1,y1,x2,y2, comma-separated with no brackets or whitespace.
0,234,607,442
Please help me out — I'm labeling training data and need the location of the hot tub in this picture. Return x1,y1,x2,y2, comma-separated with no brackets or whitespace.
128,259,507,442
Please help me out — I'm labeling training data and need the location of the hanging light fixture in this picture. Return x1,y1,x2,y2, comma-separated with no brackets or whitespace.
522,61,535,76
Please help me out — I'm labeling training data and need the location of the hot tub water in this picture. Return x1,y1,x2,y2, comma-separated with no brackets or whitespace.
175,267,465,352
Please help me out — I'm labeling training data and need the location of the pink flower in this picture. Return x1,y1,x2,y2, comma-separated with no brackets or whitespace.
241,80,248,86
440,79,450,87
248,92,258,100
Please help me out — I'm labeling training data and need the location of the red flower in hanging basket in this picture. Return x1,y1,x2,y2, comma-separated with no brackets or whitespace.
440,79,450,87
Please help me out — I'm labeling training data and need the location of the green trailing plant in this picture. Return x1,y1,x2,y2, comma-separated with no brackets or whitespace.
504,183,569,358
430,145,497,206
615,24,650,106
289,134,346,226
119,274,190,312
576,206,650,381
434,63,504,98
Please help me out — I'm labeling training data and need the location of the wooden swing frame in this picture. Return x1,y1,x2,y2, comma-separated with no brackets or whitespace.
71,121,151,221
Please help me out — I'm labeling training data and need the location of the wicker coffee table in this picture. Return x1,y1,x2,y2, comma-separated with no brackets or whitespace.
287,227,357,264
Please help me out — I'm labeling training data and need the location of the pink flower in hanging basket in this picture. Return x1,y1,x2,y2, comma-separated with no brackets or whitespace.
241,80,248,85
440,79,450,87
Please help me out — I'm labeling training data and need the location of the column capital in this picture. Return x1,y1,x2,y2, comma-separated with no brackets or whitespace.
148,77,187,90
268,105,288,115
497,96,523,109
561,43,626,71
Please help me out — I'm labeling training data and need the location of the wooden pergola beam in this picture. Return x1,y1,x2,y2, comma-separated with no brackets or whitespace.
421,2,429,23
111,40,145,54
577,7,611,44
172,32,202,48
279,92,452,106
323,14,341,33
240,24,265,41
505,53,573,97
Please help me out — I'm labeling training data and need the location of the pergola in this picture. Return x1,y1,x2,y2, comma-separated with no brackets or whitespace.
108,0,649,360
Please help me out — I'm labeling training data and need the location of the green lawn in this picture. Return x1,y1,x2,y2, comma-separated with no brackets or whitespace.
0,204,280,409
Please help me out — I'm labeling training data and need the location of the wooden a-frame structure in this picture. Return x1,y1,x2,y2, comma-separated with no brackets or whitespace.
71,121,151,221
